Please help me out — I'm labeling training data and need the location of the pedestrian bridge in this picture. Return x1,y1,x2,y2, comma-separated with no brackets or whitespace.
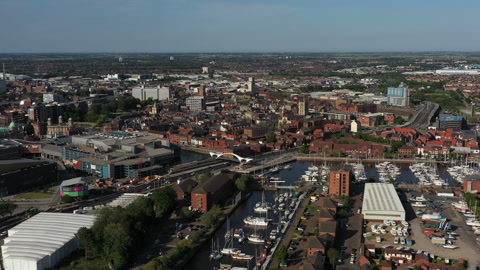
209,152,253,164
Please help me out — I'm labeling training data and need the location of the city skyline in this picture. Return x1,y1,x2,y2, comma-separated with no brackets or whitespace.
1,0,479,53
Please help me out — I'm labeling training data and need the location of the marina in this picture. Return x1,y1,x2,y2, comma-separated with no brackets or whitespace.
180,149,480,269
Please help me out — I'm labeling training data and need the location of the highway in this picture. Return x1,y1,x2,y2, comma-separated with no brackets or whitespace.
402,101,439,129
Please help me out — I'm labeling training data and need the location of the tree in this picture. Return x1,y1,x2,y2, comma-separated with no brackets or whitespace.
76,227,98,258
177,206,195,221
298,144,309,154
61,194,74,204
152,186,176,218
266,132,277,143
24,122,34,135
327,248,339,266
275,245,289,263
235,174,252,192
201,171,214,183
0,201,17,217
199,205,222,228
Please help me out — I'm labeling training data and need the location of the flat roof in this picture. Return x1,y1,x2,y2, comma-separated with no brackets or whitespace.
363,183,404,213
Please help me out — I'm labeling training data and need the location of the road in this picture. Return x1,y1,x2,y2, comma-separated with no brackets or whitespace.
402,101,439,129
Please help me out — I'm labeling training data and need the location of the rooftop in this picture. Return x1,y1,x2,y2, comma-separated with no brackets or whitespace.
363,183,404,213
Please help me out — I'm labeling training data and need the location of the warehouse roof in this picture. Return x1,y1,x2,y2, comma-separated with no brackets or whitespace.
363,183,404,213
2,212,95,265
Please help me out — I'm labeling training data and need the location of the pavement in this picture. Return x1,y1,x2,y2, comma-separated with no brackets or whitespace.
337,192,363,270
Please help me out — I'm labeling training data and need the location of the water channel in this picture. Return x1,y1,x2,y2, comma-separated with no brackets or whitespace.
180,150,458,269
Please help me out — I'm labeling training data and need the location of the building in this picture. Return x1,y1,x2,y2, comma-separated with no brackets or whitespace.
244,125,269,139
132,86,170,101
436,115,465,131
43,93,64,103
0,159,57,196
387,83,410,107
247,77,256,93
298,100,308,115
185,96,205,112
1,212,96,270
59,177,88,197
191,173,236,212
328,164,353,196
362,183,406,221
464,175,480,193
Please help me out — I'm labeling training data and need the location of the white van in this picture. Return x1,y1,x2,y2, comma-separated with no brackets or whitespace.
376,236,382,243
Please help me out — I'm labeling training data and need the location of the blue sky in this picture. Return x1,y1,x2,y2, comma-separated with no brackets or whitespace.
0,0,478,53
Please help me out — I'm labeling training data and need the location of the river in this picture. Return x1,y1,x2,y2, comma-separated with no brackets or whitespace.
180,151,458,269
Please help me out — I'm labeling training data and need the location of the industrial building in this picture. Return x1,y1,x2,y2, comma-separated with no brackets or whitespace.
0,159,57,196
362,183,405,221
2,212,96,270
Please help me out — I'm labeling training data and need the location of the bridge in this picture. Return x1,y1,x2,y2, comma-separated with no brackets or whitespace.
209,152,253,164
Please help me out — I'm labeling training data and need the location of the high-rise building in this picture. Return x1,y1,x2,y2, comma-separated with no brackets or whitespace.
186,96,205,112
298,99,308,115
329,164,353,196
247,77,256,93
387,83,410,107
198,85,206,96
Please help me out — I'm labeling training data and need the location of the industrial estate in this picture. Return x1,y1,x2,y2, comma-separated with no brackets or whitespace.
0,53,479,270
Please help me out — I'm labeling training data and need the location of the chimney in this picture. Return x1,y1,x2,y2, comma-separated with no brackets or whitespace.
47,118,52,126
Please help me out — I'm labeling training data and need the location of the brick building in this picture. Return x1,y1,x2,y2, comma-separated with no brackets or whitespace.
329,164,353,196
191,173,236,212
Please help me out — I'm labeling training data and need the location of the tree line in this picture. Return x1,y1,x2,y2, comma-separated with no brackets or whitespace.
73,187,176,270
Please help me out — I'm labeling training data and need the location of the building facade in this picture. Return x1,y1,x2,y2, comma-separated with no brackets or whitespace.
132,86,170,101
186,96,205,112
387,83,410,107
328,165,353,196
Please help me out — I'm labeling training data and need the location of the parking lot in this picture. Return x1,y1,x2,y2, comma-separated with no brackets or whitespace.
361,195,480,267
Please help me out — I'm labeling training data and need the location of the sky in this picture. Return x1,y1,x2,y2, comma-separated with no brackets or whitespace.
0,0,478,53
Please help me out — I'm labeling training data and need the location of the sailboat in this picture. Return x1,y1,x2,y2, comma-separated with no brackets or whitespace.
248,225,265,244
254,192,271,213
209,238,223,260
221,229,240,255
225,217,232,242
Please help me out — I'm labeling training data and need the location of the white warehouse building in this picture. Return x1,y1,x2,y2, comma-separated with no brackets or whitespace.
2,212,96,270
361,183,405,221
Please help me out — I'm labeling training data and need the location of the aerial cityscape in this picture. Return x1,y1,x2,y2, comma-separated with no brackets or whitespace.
1,1,480,270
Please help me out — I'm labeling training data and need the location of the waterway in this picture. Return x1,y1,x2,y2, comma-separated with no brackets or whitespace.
181,151,459,270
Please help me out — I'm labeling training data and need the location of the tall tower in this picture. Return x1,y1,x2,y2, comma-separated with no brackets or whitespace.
198,85,206,97
247,77,256,93
298,99,308,116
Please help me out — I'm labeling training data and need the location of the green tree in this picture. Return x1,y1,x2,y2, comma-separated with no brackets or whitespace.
177,206,195,221
266,132,277,143
24,122,34,135
275,245,289,264
61,194,74,204
298,144,309,154
152,186,176,218
201,171,214,183
76,227,98,258
235,174,252,192
327,248,339,266
199,205,222,228
0,201,17,217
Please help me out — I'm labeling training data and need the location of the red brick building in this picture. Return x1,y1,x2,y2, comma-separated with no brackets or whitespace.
191,173,236,212
464,175,480,193
329,164,353,196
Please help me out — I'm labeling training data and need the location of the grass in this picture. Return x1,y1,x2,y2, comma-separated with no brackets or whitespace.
14,192,53,200
48,186,59,192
